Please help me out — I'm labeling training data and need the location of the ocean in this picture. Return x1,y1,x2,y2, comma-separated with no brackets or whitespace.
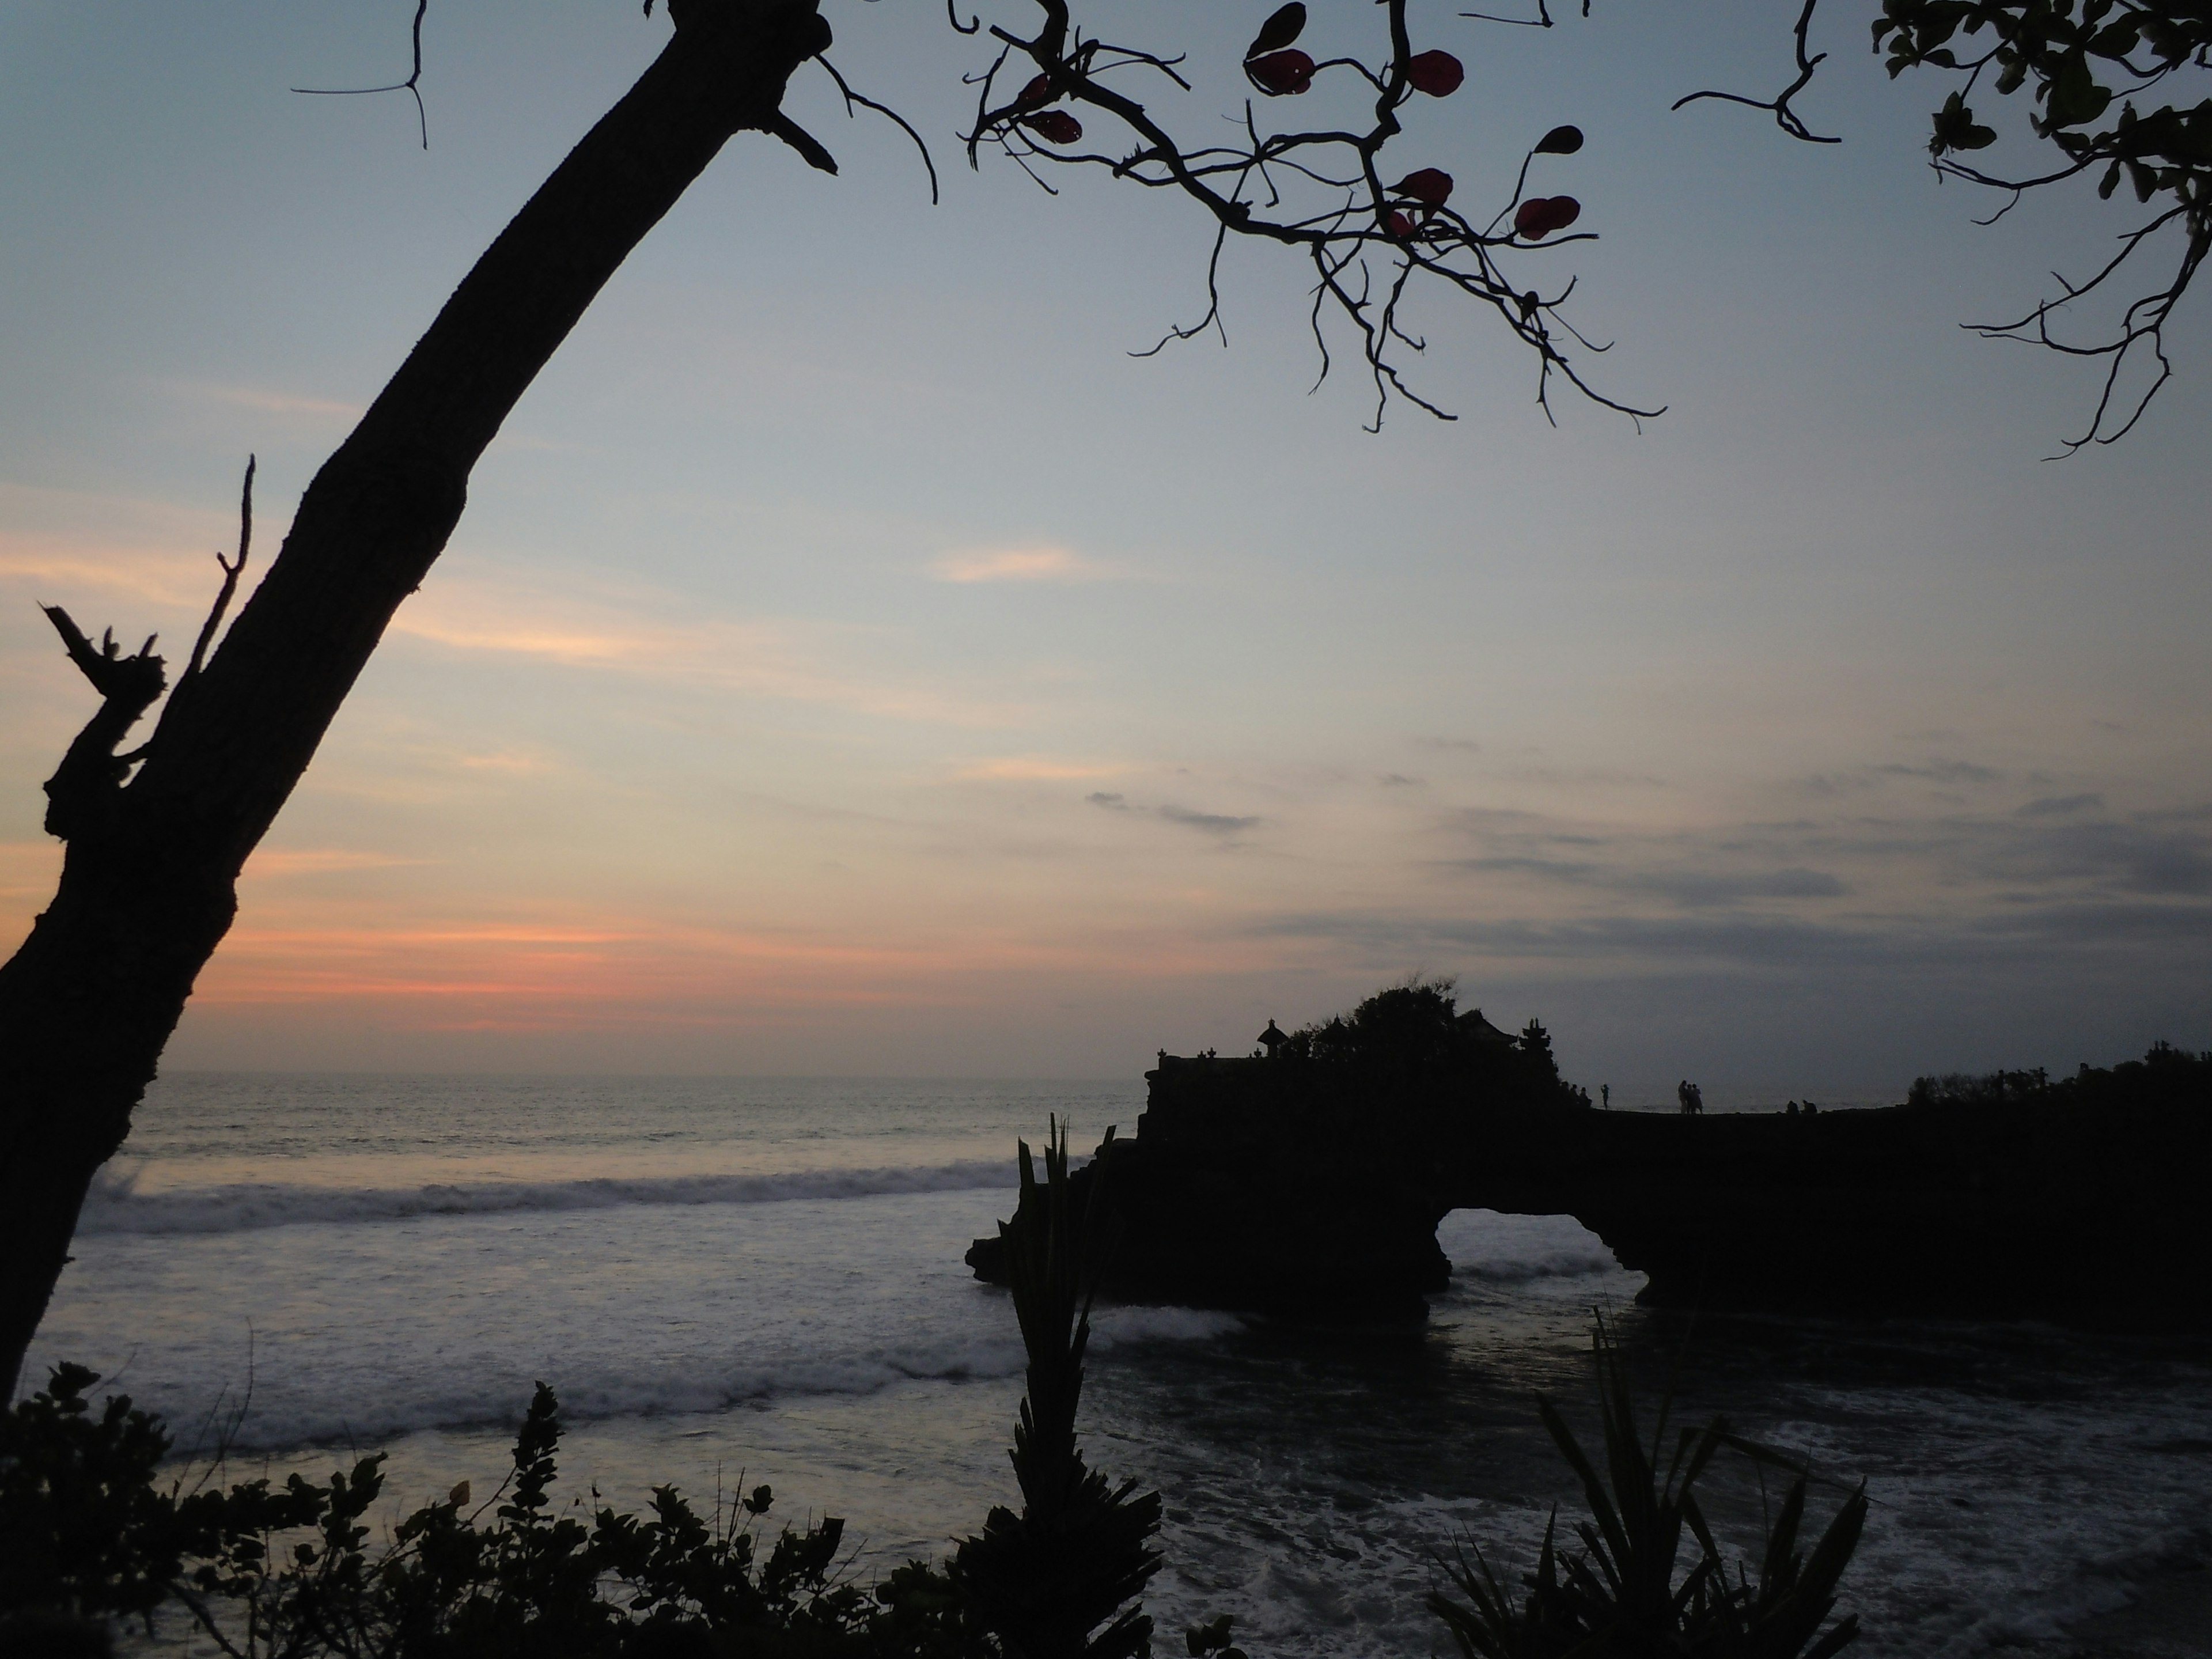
24,1073,2212,1657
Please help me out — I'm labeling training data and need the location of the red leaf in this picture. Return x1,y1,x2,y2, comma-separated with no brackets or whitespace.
1022,111,1083,145
1245,2,1307,60
1016,74,1053,109
1385,209,1418,241
1533,124,1584,155
1404,51,1464,97
1245,48,1316,96
1513,195,1582,238
1395,168,1454,209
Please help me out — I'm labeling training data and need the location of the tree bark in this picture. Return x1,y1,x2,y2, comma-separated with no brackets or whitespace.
0,0,831,1396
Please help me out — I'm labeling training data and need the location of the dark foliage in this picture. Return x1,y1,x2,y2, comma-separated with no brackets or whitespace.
1429,1320,1866,1659
1908,1039,2212,1110
1276,978,1588,1107
954,1122,1164,1659
1701,0,2212,446
3,1127,1168,1659
0,1364,964,1659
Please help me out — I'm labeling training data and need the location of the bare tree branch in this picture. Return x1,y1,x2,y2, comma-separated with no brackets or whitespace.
816,55,941,204
1683,0,2212,449
293,0,430,150
1673,0,1839,144
955,0,1660,427
185,456,256,684
37,608,165,839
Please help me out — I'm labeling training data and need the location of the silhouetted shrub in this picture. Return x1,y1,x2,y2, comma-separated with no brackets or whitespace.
1,1364,968,1658
2,1128,1171,1659
1908,1041,2212,1111
1429,1319,1865,1659
954,1122,1163,1659
1278,978,1585,1107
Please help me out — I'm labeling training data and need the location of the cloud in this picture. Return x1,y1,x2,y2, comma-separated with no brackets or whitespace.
1803,757,2008,796
1087,793,1258,836
1378,774,1425,788
1876,759,2005,785
387,571,1026,728
243,849,430,877
452,749,557,775
2017,793,2104,817
1251,897,2212,975
181,382,363,422
958,756,1122,781
1431,782,2212,941
1454,856,1847,907
929,546,1119,584
0,525,253,614
1158,804,1260,835
1958,816,2212,895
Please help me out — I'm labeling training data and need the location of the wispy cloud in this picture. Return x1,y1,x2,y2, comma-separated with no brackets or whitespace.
1252,897,2212,976
958,756,1123,781
1158,804,1261,836
2018,792,2104,817
0,535,247,613
1802,756,2010,796
243,849,430,877
929,546,1120,584
1437,783,2212,923
388,573,1027,728
1455,855,1847,907
1085,792,1260,839
179,381,363,422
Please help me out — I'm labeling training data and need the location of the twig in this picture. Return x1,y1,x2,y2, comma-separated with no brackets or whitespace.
816,55,940,203
186,456,255,683
1672,0,1838,145
293,0,430,150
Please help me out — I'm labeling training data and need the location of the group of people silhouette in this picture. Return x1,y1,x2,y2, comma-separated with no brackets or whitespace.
1675,1079,1705,1116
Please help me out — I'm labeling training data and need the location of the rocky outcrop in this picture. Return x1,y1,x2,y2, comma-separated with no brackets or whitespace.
968,1044,2212,1330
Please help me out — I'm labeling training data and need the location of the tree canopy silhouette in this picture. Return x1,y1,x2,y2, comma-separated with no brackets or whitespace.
4,0,2208,1391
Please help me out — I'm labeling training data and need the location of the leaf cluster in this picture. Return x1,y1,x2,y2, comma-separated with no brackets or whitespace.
1868,0,2212,444
1429,1321,1867,1659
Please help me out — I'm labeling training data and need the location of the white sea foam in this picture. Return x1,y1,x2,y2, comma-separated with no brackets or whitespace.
75,1159,1017,1236
1440,1207,1622,1282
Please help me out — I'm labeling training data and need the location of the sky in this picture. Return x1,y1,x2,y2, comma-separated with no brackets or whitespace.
2,1,2207,1099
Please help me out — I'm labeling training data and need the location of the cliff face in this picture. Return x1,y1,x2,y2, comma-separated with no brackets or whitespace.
965,1056,1459,1322
967,1047,2212,1329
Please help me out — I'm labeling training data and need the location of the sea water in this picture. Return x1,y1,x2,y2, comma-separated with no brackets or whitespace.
25,1074,2212,1657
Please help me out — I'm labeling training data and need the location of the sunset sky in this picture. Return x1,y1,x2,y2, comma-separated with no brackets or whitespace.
3,1,2207,1099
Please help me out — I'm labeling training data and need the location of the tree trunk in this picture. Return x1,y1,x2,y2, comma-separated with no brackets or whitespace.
0,0,831,1396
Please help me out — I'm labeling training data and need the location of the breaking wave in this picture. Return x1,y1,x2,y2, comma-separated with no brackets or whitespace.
77,1159,1017,1237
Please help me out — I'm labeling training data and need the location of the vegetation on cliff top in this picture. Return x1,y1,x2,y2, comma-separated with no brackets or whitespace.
1276,979,1592,1109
